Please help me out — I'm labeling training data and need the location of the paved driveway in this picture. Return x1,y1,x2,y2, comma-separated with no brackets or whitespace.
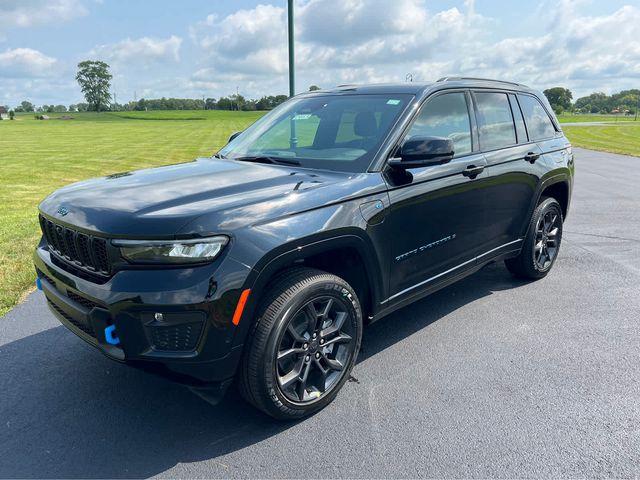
1,148,639,478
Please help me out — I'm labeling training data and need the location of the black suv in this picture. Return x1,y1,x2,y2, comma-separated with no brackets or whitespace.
34,78,574,419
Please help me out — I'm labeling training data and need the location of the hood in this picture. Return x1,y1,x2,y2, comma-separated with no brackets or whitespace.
39,158,353,237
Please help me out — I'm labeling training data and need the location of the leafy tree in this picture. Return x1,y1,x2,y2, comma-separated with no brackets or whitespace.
75,60,112,112
20,101,34,112
543,87,573,111
9,110,15,120
242,99,257,111
68,104,77,112
53,105,67,113
309,85,321,91
205,98,217,110
216,96,234,110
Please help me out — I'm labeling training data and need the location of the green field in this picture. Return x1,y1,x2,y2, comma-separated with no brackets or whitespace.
1,109,639,316
557,114,638,123
562,124,640,156
0,110,265,316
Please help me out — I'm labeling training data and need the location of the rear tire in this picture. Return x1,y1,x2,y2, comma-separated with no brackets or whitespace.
237,267,362,420
505,197,563,279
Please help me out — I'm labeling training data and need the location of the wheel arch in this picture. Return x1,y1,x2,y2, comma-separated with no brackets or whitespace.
232,232,384,348
539,179,570,219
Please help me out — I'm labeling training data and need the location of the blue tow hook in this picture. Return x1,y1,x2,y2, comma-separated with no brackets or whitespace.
104,325,120,345
35,277,42,291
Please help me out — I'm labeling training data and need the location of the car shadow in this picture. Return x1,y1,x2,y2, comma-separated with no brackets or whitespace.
0,262,528,478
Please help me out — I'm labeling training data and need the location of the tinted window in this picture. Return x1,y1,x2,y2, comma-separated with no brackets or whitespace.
219,94,412,173
406,92,471,157
509,93,528,143
475,92,516,150
517,94,556,140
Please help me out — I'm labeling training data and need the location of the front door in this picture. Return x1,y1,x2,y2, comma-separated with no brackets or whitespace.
383,90,493,299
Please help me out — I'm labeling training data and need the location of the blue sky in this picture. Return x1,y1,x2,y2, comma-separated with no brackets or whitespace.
1,0,639,107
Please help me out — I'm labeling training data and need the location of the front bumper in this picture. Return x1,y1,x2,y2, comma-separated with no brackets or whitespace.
34,245,252,385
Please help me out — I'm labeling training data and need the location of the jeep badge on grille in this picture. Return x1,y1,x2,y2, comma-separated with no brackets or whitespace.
57,206,69,216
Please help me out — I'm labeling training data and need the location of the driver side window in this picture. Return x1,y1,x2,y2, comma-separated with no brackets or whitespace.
405,92,472,157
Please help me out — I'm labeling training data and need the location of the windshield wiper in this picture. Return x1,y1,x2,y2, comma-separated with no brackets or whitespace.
213,153,226,159
232,155,301,166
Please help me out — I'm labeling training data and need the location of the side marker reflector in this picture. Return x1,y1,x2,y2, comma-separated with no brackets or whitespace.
232,289,251,326
105,325,120,345
36,277,42,291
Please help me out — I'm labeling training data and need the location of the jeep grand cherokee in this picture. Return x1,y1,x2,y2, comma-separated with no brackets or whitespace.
34,77,574,419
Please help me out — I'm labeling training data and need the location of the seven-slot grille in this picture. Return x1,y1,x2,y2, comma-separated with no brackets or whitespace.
40,216,110,275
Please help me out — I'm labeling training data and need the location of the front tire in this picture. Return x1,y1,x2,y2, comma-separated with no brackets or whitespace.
237,267,363,420
505,197,563,279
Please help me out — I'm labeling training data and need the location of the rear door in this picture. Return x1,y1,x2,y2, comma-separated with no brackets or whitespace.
471,90,544,257
517,93,568,167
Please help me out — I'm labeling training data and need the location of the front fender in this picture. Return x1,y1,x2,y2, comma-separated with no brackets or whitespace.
227,202,390,349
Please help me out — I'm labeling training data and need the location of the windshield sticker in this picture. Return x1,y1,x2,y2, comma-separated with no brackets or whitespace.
386,99,401,105
293,114,312,120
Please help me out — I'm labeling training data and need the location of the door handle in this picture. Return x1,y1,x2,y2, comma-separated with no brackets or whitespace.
524,152,540,163
462,164,485,178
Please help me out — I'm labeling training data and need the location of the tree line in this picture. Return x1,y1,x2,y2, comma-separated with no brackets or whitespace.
6,59,638,117
5,60,318,114
543,87,640,115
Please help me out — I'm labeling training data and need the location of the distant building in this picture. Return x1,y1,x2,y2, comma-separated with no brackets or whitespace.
0,106,8,120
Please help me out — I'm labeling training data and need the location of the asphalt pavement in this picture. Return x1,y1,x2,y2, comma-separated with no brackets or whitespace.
1,147,639,478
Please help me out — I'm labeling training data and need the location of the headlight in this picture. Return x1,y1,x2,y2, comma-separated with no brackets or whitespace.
113,236,229,264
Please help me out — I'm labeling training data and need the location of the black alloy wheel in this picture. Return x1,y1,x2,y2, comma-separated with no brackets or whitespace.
276,295,356,403
237,267,363,419
534,209,561,270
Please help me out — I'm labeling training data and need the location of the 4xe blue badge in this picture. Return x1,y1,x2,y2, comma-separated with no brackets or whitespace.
57,206,70,216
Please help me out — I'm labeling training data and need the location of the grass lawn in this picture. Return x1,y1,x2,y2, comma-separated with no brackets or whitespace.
563,124,640,157
0,110,265,316
557,114,638,123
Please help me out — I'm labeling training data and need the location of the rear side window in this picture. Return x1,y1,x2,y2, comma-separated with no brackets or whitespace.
509,94,528,143
406,92,472,157
517,94,556,141
474,92,516,151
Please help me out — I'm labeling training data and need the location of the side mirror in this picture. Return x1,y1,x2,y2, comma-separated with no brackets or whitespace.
388,136,454,169
228,131,242,143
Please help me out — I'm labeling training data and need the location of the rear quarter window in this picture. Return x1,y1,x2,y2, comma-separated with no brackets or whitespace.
517,94,557,141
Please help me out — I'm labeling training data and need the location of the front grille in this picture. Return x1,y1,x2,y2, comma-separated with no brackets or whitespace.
146,322,204,352
40,216,110,275
47,299,97,338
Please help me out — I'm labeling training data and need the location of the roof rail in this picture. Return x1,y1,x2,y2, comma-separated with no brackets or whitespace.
437,76,524,87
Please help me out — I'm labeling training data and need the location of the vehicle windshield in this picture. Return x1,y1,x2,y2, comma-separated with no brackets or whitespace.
218,93,413,172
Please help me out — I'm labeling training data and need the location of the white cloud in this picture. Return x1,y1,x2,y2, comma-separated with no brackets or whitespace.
185,0,640,99
4,0,640,106
0,0,87,31
90,36,183,66
190,4,288,75
0,48,56,78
